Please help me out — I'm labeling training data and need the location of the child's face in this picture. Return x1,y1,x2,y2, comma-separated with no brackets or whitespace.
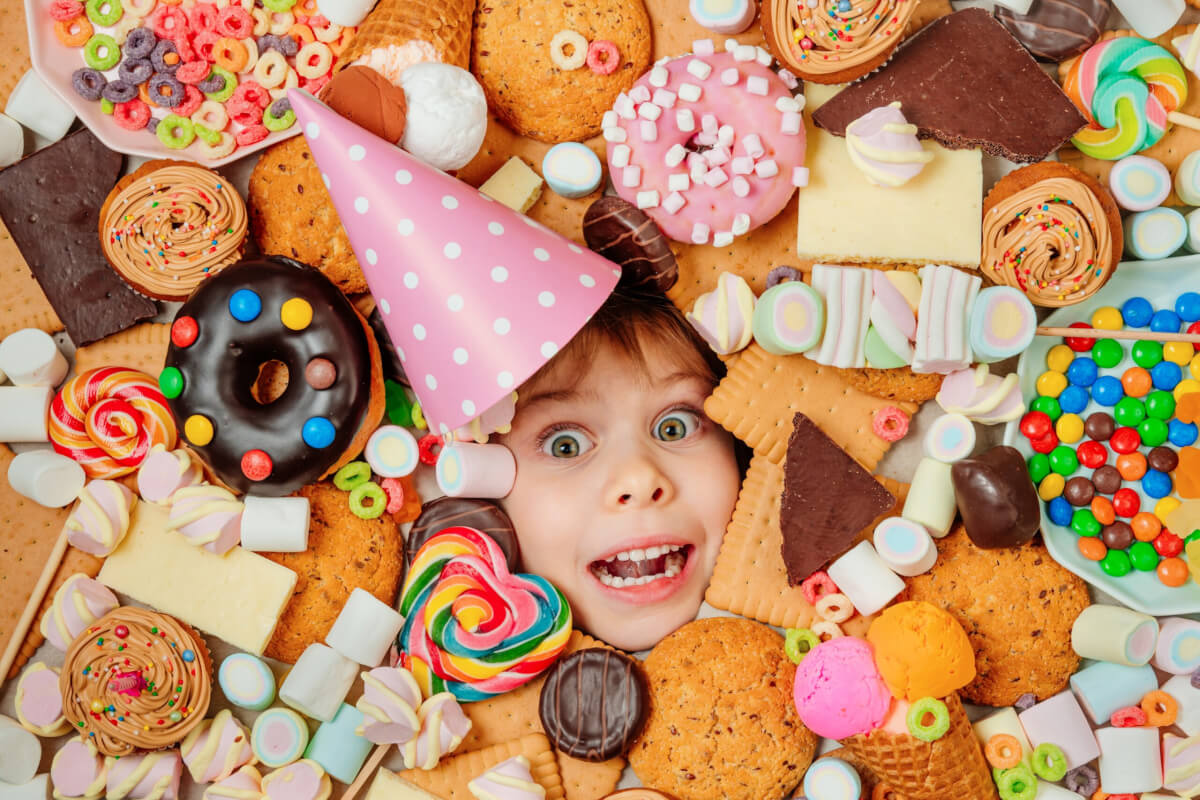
499,336,740,652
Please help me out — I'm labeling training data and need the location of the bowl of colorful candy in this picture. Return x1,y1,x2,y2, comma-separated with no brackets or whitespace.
1005,254,1200,615
24,0,355,166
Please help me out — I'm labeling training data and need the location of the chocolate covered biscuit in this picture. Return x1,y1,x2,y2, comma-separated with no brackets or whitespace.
539,648,649,762
583,196,678,294
995,0,1111,62
407,496,521,572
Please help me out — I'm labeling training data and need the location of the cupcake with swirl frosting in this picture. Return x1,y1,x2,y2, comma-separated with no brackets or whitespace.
980,161,1123,308
59,607,212,757
762,0,918,84
99,160,248,301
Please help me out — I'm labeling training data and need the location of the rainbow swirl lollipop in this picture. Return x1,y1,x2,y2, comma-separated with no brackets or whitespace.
1064,37,1189,160
397,527,571,702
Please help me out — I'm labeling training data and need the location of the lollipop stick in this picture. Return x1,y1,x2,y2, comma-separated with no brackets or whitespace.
1168,111,1200,132
342,744,391,800
1037,326,1200,344
0,524,70,689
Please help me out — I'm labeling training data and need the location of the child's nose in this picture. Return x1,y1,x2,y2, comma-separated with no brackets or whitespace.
608,455,675,509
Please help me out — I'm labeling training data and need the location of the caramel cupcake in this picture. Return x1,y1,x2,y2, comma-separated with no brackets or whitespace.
980,161,1122,308
60,607,212,757
762,0,918,84
99,160,248,301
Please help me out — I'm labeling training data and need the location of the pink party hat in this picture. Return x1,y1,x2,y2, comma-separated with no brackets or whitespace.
288,89,619,433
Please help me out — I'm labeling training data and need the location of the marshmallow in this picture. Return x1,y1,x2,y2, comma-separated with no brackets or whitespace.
0,329,67,386
1070,605,1158,666
1125,206,1187,260
541,142,603,199
1188,208,1200,254
1096,726,1162,794
167,484,244,555
202,766,263,800
1017,691,1099,770
913,264,981,374
688,0,755,34
317,0,376,26
1164,674,1200,736
219,653,277,711
65,480,137,556
280,643,359,722
825,541,904,617
14,662,67,737
902,457,957,537
436,442,516,499
325,587,405,667
872,517,937,577
1111,0,1185,39
399,694,472,771
1069,661,1158,724
0,716,39,785
398,63,488,172
805,265,872,369
922,413,976,463
973,708,1033,767
1176,150,1200,205
0,385,52,442
107,750,183,800
240,495,311,553
968,286,1036,363
365,425,419,479
751,281,825,355
136,445,204,505
251,708,310,769
355,666,421,746
0,775,49,800
182,709,255,784
39,573,119,651
50,739,106,800
1108,155,1172,211
1154,617,1200,674
5,70,74,143
304,704,374,784
1163,732,1200,798
261,761,329,800
801,758,861,800
7,449,85,508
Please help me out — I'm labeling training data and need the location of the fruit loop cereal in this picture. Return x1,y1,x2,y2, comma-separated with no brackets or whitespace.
49,0,354,160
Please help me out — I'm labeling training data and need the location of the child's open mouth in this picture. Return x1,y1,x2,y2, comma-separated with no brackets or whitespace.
588,544,692,588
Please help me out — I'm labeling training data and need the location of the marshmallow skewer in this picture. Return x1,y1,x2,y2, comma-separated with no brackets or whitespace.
1037,326,1200,344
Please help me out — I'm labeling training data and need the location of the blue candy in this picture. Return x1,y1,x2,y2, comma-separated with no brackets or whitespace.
1151,360,1182,391
229,289,262,322
1059,385,1090,415
1091,376,1125,407
1170,418,1199,446
1143,469,1173,499
1067,357,1099,387
1122,297,1154,327
302,416,336,449
1151,309,1183,333
1177,292,1200,323
305,703,373,784
1048,496,1073,526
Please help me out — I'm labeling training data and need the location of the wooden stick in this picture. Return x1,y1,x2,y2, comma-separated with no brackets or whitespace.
0,524,70,689
1037,326,1200,344
1169,111,1200,132
342,744,391,800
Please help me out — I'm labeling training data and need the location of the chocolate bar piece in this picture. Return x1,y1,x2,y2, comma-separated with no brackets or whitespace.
812,8,1086,163
779,413,896,585
0,129,156,346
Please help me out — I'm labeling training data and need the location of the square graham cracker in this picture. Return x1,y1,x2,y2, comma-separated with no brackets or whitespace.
73,323,172,376
399,733,565,800
704,343,917,470
0,0,31,107
461,630,624,800
705,454,908,632
0,218,63,340
8,546,103,680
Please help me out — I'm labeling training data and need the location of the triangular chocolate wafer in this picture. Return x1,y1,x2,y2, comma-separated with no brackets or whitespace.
780,413,896,585
812,7,1086,163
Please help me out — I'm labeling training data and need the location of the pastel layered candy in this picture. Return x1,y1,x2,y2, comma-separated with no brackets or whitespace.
806,264,872,369
1108,154,1171,211
1178,150,1200,206
467,755,544,800
1071,606,1158,667
218,654,276,711
923,413,976,463
136,445,204,504
15,662,68,736
751,280,825,355
844,103,933,187
872,517,937,577
399,693,472,771
39,573,119,651
1125,206,1187,260
936,365,1024,425
968,286,1036,363
167,485,245,556
251,708,309,769
685,272,756,356
260,760,330,800
64,480,137,556
355,666,422,746
866,269,917,368
913,264,980,374
1165,732,1200,797
203,765,263,800
304,704,374,784
50,739,107,800
688,0,755,33
106,750,183,800
1154,617,1200,674
541,143,603,199
181,709,255,783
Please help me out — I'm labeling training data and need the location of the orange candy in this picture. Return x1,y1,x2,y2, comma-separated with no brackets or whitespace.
1079,537,1108,561
1178,447,1200,499
1159,557,1190,587
1178,392,1200,424
1142,689,1179,726
1132,512,1162,542
1116,452,1148,481
1091,496,1115,526
1122,366,1153,397
54,16,93,46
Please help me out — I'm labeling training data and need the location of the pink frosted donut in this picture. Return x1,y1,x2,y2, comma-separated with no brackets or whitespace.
603,44,806,245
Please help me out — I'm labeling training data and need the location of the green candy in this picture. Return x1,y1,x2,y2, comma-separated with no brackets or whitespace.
194,124,221,145
752,282,825,356
1101,549,1132,577
1129,540,1159,571
262,104,297,132
1027,454,1051,484
158,367,183,399
348,481,386,519
997,764,1038,800
1146,390,1176,420
100,98,114,114
156,115,196,150
1031,743,1067,782
1049,445,1078,475
1186,530,1200,546
204,66,237,103
1092,338,1124,368
86,0,123,25
84,33,121,71
333,461,371,491
906,697,950,742
784,628,820,665
1139,417,1169,447
1030,395,1061,421
1113,397,1146,427
385,380,415,427
263,0,297,9
1071,509,1101,537
1132,340,1164,368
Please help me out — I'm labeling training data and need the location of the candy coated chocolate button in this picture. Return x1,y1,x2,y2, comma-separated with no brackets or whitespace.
1101,521,1134,550
1064,476,1095,507
539,648,649,762
1092,465,1122,494
159,366,184,399
1148,446,1179,473
185,414,214,446
302,417,336,449
1085,412,1115,441
281,298,314,331
171,316,199,348
229,288,262,322
241,449,273,481
305,357,337,390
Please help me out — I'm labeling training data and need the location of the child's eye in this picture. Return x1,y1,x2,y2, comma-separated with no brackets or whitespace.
654,409,701,442
542,429,593,458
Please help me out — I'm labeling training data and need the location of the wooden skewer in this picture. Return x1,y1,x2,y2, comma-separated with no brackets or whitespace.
1037,326,1200,344
342,744,391,800
0,525,70,690
1168,111,1200,132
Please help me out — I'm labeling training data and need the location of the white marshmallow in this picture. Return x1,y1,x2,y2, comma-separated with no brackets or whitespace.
872,517,937,577
240,496,310,553
0,113,24,169
1071,605,1158,666
1155,617,1200,674
1111,0,1185,39
399,63,488,172
902,457,957,537
7,450,85,508
0,386,52,443
825,541,904,617
5,71,74,144
1162,674,1200,736
1096,726,1162,794
279,644,358,722
0,717,39,785
436,443,516,499
0,775,49,800
317,0,377,27
325,587,405,667
0,329,66,387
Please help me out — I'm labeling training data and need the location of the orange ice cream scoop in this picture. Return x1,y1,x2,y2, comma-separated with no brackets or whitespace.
866,601,976,701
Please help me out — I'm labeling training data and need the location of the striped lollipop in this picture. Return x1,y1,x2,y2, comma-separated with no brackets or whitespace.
1064,37,1190,160
397,527,572,702
49,367,178,478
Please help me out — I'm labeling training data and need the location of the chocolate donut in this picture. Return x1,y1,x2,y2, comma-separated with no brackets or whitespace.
162,256,382,495
995,0,1111,63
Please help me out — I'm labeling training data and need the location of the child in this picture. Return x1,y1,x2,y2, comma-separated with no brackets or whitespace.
499,287,742,652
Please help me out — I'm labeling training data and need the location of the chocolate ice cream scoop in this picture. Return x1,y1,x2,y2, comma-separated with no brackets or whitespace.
319,65,408,144
951,445,1041,549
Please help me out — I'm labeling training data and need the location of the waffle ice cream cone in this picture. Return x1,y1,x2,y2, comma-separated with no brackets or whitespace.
841,694,997,800
341,0,474,81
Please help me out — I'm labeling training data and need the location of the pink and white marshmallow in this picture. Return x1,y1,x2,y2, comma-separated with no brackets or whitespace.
15,662,68,736
167,485,244,555
355,665,422,745
401,693,473,771
39,573,120,652
64,479,137,556
50,739,106,800
136,444,204,504
181,709,255,784
106,750,183,800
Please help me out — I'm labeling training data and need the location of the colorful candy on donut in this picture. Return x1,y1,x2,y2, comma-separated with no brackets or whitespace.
161,256,384,496
603,42,807,245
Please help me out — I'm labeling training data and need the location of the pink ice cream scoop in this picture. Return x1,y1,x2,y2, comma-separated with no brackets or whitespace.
793,636,893,740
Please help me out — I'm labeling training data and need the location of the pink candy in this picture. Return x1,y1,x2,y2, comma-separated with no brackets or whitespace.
236,125,269,146
150,6,189,39
800,571,838,605
214,5,253,38
48,0,83,21
873,406,911,442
